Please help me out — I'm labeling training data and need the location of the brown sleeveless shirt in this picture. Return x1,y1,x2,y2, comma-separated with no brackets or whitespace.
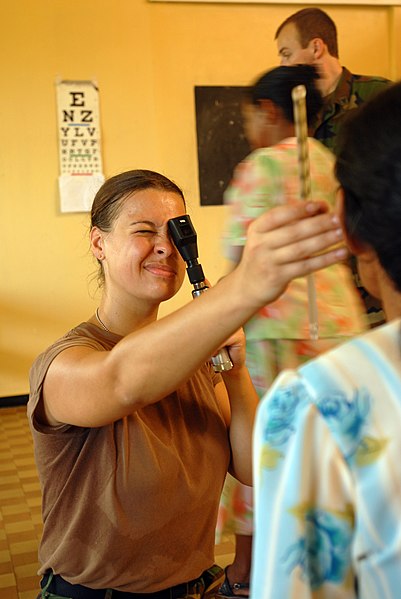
28,322,230,593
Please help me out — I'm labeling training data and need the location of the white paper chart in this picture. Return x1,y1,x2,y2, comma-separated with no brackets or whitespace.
56,80,105,212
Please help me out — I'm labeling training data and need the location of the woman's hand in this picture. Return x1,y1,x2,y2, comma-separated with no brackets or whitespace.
212,326,246,371
232,200,347,311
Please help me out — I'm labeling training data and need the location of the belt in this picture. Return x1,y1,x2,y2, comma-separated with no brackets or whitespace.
40,567,222,598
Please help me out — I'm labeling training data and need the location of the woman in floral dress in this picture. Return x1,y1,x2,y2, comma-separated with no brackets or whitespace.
217,65,366,598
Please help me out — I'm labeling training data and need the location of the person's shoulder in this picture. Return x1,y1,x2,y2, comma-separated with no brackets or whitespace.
72,321,121,346
297,320,401,458
345,66,391,91
255,139,300,169
256,368,312,443
30,322,118,375
45,321,112,350
30,323,85,364
246,146,276,162
230,149,262,179
351,73,391,86
300,319,401,390
308,137,336,161
335,66,390,104
256,321,401,469
235,146,285,179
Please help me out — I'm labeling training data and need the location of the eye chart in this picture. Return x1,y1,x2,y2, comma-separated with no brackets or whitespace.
56,80,105,213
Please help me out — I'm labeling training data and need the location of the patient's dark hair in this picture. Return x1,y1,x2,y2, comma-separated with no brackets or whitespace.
249,64,323,127
335,82,401,291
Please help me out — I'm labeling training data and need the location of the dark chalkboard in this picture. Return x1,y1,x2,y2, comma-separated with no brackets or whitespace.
194,86,251,206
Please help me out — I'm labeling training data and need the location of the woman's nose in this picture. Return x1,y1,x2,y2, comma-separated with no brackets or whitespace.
154,233,174,255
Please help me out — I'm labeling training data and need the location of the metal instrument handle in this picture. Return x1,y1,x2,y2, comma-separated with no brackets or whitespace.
211,348,234,373
192,284,234,372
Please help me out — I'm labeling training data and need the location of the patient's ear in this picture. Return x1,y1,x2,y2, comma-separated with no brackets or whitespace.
259,99,279,125
336,188,370,257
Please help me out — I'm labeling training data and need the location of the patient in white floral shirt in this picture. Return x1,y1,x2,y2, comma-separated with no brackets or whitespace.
252,81,401,599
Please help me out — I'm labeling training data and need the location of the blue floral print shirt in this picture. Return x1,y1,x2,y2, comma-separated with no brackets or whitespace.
252,319,401,599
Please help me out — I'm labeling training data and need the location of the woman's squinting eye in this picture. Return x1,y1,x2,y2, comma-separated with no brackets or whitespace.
134,229,155,235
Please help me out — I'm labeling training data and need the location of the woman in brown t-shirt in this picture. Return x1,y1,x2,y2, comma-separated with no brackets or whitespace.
28,168,346,598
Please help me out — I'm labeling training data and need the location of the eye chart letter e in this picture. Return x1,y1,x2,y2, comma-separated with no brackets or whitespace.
56,80,105,213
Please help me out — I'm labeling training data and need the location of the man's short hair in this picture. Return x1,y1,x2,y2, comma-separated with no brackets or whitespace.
275,8,339,58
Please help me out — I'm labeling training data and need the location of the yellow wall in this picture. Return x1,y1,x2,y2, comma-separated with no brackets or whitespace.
1,0,399,396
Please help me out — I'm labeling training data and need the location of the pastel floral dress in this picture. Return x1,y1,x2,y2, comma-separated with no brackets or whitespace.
216,138,366,542
252,319,401,598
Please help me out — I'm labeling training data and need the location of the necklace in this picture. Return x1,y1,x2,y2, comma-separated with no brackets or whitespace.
95,308,110,332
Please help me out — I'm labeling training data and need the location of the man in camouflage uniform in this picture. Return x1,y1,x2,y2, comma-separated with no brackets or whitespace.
275,7,390,326
312,67,391,156
275,7,390,156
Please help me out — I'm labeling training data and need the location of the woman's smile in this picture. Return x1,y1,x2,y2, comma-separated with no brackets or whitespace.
144,262,177,278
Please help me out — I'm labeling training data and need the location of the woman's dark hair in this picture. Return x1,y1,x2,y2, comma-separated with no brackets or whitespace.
249,64,323,126
91,169,185,285
335,82,401,292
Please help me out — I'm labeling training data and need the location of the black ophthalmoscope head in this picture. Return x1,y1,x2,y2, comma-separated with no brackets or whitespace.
167,215,233,372
167,215,206,286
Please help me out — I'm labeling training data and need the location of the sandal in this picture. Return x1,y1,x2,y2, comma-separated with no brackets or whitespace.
217,566,250,598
